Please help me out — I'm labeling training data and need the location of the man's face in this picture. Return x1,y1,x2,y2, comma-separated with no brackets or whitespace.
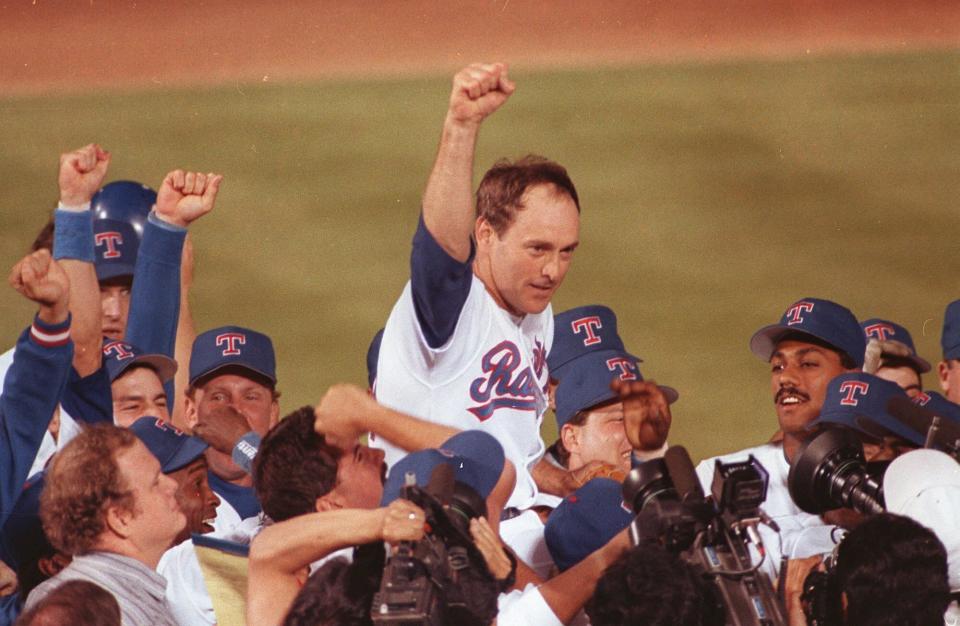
116,440,185,551
563,400,632,474
167,457,220,539
770,340,850,435
478,184,580,316
99,279,132,340
189,372,279,481
112,366,169,427
937,359,960,404
324,444,386,510
876,364,922,399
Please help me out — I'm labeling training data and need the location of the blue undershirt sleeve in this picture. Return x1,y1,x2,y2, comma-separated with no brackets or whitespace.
410,214,475,349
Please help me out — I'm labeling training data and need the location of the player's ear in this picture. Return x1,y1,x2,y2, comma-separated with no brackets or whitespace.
475,216,495,246
560,423,580,454
938,360,951,394
269,399,280,429
184,393,200,430
315,493,343,512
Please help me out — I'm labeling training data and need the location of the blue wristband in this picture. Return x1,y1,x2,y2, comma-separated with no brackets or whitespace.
231,431,261,475
53,209,95,262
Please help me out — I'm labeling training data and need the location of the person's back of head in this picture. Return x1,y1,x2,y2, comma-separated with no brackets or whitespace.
14,580,120,626
282,544,385,626
836,513,951,626
585,543,723,626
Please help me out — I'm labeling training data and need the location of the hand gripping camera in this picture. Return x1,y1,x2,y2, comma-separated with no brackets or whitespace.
623,446,786,626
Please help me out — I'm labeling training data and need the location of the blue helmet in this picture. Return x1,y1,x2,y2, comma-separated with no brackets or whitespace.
91,180,156,281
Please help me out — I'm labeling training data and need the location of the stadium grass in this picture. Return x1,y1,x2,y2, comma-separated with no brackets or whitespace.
1,49,958,463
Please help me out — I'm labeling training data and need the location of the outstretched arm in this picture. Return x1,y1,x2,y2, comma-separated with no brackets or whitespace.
246,500,425,626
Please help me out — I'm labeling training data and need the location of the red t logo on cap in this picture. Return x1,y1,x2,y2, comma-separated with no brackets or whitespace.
606,357,638,381
216,333,246,356
103,341,134,360
95,232,123,259
839,380,869,406
571,316,603,346
864,323,896,342
786,302,815,326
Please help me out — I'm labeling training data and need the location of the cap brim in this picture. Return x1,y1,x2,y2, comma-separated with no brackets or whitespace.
884,449,960,513
95,263,136,281
135,354,178,383
162,437,209,473
750,325,847,362
906,354,932,374
190,362,276,387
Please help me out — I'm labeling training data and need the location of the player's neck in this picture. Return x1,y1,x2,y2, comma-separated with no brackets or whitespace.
472,257,525,319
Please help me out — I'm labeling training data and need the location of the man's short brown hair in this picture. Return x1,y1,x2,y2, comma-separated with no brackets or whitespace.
476,155,580,235
40,425,138,556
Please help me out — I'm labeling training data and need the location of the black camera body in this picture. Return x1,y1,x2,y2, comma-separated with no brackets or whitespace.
370,467,498,626
623,447,786,626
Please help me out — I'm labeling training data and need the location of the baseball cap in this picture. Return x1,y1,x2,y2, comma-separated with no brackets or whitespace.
860,318,930,373
884,449,960,590
93,219,141,281
0,473,52,571
750,297,865,368
809,372,922,446
548,305,637,379
941,300,960,360
554,349,679,429
367,328,384,389
102,338,178,383
380,430,505,506
130,416,209,473
544,477,634,571
189,326,276,387
912,390,960,425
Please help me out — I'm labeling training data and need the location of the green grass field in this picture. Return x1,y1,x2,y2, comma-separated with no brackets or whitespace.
2,50,958,463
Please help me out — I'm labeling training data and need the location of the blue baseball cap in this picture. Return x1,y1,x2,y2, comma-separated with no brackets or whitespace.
189,326,276,386
810,373,922,446
102,338,177,383
860,318,930,373
750,298,865,368
554,350,679,429
367,328,384,389
912,390,960,426
380,430,505,506
544,478,634,571
549,305,638,379
0,473,51,570
93,219,141,281
130,416,209,473
941,300,960,361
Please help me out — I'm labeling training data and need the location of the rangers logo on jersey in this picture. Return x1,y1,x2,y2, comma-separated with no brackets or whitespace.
839,380,869,406
95,231,123,259
533,339,546,379
216,332,246,356
468,341,538,421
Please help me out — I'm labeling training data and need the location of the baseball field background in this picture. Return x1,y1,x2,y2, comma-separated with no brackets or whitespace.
1,1,958,463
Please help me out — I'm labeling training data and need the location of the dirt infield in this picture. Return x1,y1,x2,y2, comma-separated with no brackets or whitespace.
1,0,958,95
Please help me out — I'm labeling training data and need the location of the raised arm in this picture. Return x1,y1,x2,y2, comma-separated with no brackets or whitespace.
422,62,515,261
55,143,110,377
246,501,424,626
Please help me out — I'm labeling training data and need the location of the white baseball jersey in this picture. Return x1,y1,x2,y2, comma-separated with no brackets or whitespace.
696,442,843,580
374,219,553,511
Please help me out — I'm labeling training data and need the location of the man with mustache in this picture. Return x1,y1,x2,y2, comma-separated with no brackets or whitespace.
695,298,865,577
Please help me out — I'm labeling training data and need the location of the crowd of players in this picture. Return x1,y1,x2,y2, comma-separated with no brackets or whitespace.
1,61,959,626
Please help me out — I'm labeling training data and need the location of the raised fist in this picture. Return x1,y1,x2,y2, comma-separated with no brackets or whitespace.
313,383,376,450
612,378,672,452
59,143,110,207
9,249,69,311
155,170,223,228
447,62,516,126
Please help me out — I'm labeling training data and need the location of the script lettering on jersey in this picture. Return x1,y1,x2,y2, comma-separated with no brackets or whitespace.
103,340,135,360
571,316,603,346
468,341,538,421
216,332,246,356
533,338,546,379
606,356,638,381
95,232,123,259
838,380,869,407
785,301,815,326
863,323,896,342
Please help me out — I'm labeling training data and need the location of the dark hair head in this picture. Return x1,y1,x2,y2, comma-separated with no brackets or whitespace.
586,543,724,626
40,425,138,555
253,406,340,522
835,513,951,626
476,155,579,235
15,579,120,626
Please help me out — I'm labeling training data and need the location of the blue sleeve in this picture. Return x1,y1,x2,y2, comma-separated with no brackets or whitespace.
0,317,72,528
60,366,113,425
125,212,186,405
410,214,475,349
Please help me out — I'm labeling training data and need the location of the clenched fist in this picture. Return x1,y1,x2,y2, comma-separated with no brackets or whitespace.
9,250,70,323
59,143,111,207
447,62,516,127
612,378,672,452
313,383,377,450
155,169,223,228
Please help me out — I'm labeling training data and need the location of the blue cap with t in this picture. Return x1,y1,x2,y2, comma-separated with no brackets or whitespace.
750,297,865,368
189,326,276,386
860,318,930,373
130,416,208,473
810,372,921,446
545,478,634,571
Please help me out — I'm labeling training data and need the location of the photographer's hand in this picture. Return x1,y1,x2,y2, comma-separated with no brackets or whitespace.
783,555,823,626
470,516,513,581
380,500,426,544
